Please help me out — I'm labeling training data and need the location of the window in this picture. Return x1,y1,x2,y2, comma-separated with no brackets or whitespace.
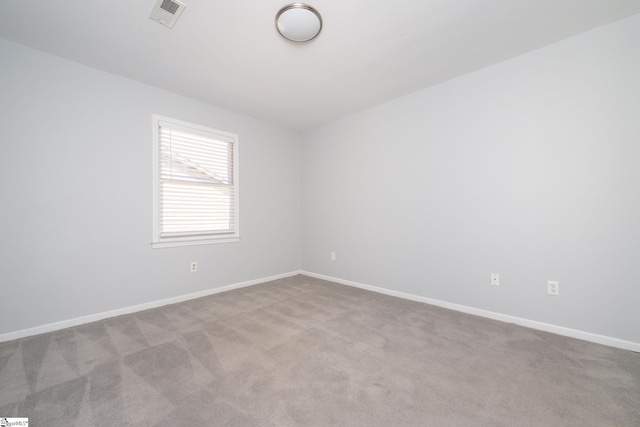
152,115,239,248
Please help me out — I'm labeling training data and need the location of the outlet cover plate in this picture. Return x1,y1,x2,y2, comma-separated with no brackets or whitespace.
490,273,499,286
548,280,559,295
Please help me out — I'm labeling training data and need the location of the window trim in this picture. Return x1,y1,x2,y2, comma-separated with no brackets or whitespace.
151,114,240,248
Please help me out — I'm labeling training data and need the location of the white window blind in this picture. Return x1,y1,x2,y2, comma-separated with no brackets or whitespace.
152,115,239,247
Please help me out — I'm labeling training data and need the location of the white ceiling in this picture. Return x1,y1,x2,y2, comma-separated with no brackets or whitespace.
1,0,639,131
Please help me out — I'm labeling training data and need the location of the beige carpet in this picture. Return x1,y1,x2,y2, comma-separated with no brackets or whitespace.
0,274,638,426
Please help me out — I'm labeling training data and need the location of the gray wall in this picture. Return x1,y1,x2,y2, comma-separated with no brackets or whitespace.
2,14,639,345
301,14,640,343
0,39,301,335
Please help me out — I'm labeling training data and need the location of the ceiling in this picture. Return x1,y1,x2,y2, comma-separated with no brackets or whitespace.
1,0,639,131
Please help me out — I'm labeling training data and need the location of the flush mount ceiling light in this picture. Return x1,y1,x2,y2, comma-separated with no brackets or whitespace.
275,3,323,42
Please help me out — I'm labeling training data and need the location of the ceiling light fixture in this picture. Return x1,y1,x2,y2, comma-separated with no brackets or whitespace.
275,3,323,42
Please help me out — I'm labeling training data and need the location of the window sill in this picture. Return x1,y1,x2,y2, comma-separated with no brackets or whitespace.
152,236,240,249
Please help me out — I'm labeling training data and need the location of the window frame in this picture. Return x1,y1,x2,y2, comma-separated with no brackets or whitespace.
151,114,240,248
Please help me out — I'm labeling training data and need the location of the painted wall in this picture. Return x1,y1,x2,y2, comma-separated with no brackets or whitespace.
301,14,640,343
0,39,301,335
2,14,639,345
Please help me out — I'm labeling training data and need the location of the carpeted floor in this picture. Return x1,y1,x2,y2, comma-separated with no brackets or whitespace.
1,274,639,426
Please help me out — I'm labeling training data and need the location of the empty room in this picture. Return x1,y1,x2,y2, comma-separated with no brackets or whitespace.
1,0,639,425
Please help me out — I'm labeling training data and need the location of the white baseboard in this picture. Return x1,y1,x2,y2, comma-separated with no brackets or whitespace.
301,271,640,353
0,270,303,343
5,269,637,353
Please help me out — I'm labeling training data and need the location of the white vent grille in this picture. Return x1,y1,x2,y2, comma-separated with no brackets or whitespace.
149,0,186,29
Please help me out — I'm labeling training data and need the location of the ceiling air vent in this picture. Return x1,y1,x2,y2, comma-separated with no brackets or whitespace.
149,0,186,29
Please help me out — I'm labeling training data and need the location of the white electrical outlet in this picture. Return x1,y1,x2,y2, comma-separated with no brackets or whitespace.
490,273,500,286
548,280,559,295
191,262,197,272
330,252,336,261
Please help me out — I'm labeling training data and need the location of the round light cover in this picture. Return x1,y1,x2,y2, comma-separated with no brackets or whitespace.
276,4,322,42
